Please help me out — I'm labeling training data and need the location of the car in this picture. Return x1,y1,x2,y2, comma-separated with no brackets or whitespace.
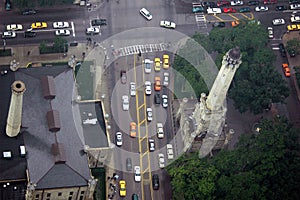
192,6,205,13
122,95,129,111
163,54,169,69
162,95,168,108
275,5,287,11
272,19,285,25
152,174,159,190
158,153,165,168
139,7,152,20
132,194,139,200
288,49,296,57
134,166,141,182
239,7,251,12
201,2,216,7
163,72,169,86
279,43,286,57
130,122,137,137
282,64,291,77
166,144,174,159
263,0,277,4
86,27,100,35
147,108,153,122
149,139,155,151
2,31,16,39
247,1,259,5
24,31,36,38
31,22,47,29
287,24,300,30
53,22,69,29
255,6,268,11
154,58,161,71
154,76,161,91
120,70,127,84
116,132,122,146
290,4,300,9
213,22,226,28
267,27,273,39
290,0,300,4
130,82,136,96
223,7,237,13
231,20,240,27
6,24,23,31
91,18,107,26
217,0,230,6
154,93,161,104
207,7,222,14
126,158,132,171
22,9,37,15
230,1,243,6
157,123,164,138
119,180,126,197
160,20,176,29
55,29,70,36
291,16,300,23
144,59,151,73
145,81,152,95
5,0,11,11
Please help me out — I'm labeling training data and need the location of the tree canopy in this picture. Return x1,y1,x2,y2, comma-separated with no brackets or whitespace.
167,118,300,200
172,22,289,114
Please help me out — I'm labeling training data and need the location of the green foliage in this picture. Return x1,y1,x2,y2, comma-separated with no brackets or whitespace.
0,49,12,57
167,118,300,200
39,38,68,54
286,38,300,56
294,66,300,88
13,0,73,9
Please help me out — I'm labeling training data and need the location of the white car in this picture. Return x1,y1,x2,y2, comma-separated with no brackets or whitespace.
86,27,100,34
144,59,151,73
163,72,169,86
272,19,285,26
158,154,165,168
160,21,176,29
2,31,16,39
149,139,155,151
122,95,129,111
230,0,243,6
145,81,152,95
162,95,168,108
267,27,273,39
53,22,69,28
291,16,300,23
6,24,23,31
290,4,300,10
157,123,164,139
55,29,70,36
116,132,122,147
130,82,136,96
255,6,269,12
207,7,222,14
134,166,141,182
147,108,153,121
139,7,152,20
166,144,174,160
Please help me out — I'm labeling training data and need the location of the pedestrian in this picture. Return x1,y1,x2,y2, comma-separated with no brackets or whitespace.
27,51,30,56
112,173,116,177
107,176,111,180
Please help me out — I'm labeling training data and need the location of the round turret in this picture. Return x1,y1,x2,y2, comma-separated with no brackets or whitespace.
228,47,241,60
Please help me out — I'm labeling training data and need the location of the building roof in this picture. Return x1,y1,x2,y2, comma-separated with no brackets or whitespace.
16,65,91,189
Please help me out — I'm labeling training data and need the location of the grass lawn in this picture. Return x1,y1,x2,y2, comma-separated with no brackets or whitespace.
75,61,95,100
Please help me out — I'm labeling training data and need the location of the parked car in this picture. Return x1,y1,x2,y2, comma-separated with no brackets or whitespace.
145,81,152,95
55,29,70,36
6,24,22,31
272,19,285,25
201,2,216,7
53,22,69,28
287,24,300,30
248,1,259,5
24,31,36,38
163,72,169,86
126,158,132,171
282,64,291,77
31,22,47,29
166,144,174,159
223,7,237,13
130,122,137,137
239,7,251,12
154,93,161,104
217,0,230,6
154,76,161,91
278,43,286,57
22,8,37,15
230,0,243,6
267,27,273,39
207,7,222,14
5,0,11,11
122,95,129,111
162,95,168,108
290,4,300,10
116,132,122,146
157,123,164,138
139,7,152,20
91,18,107,26
144,58,151,73
160,20,176,29
152,174,159,190
275,5,287,11
291,15,300,22
2,31,16,39
158,154,165,168
85,27,100,35
120,70,127,84
163,54,169,69
154,58,161,71
263,0,277,4
130,82,136,96
134,166,141,182
149,139,155,151
231,20,240,27
147,108,153,122
119,180,126,197
192,6,205,13
290,0,300,4
255,6,268,11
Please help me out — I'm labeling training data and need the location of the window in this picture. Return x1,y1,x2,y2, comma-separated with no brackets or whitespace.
79,196,83,200
58,192,62,196
35,194,40,200
81,191,85,195
46,193,51,197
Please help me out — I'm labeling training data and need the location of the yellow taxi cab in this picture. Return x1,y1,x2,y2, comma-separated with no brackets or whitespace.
31,22,48,29
163,54,169,69
231,20,240,27
130,122,137,137
287,24,300,31
154,58,161,71
119,180,126,197
154,76,161,91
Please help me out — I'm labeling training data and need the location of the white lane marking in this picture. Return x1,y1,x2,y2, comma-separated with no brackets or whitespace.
71,21,75,37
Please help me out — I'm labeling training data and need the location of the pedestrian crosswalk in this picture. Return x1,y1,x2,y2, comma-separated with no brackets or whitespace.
114,43,169,57
192,2,207,29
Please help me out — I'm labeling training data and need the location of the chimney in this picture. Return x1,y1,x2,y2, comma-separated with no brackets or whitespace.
6,81,26,137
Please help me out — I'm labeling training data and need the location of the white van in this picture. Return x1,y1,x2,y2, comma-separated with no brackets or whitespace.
139,8,152,20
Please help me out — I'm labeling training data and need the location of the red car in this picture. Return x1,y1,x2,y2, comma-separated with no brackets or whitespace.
217,0,230,6
223,7,237,13
263,0,277,4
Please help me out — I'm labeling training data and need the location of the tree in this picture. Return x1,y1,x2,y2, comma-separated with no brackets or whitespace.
286,38,300,57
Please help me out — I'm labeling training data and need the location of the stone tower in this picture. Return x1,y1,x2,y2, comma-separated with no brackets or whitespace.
6,81,26,137
182,47,242,157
